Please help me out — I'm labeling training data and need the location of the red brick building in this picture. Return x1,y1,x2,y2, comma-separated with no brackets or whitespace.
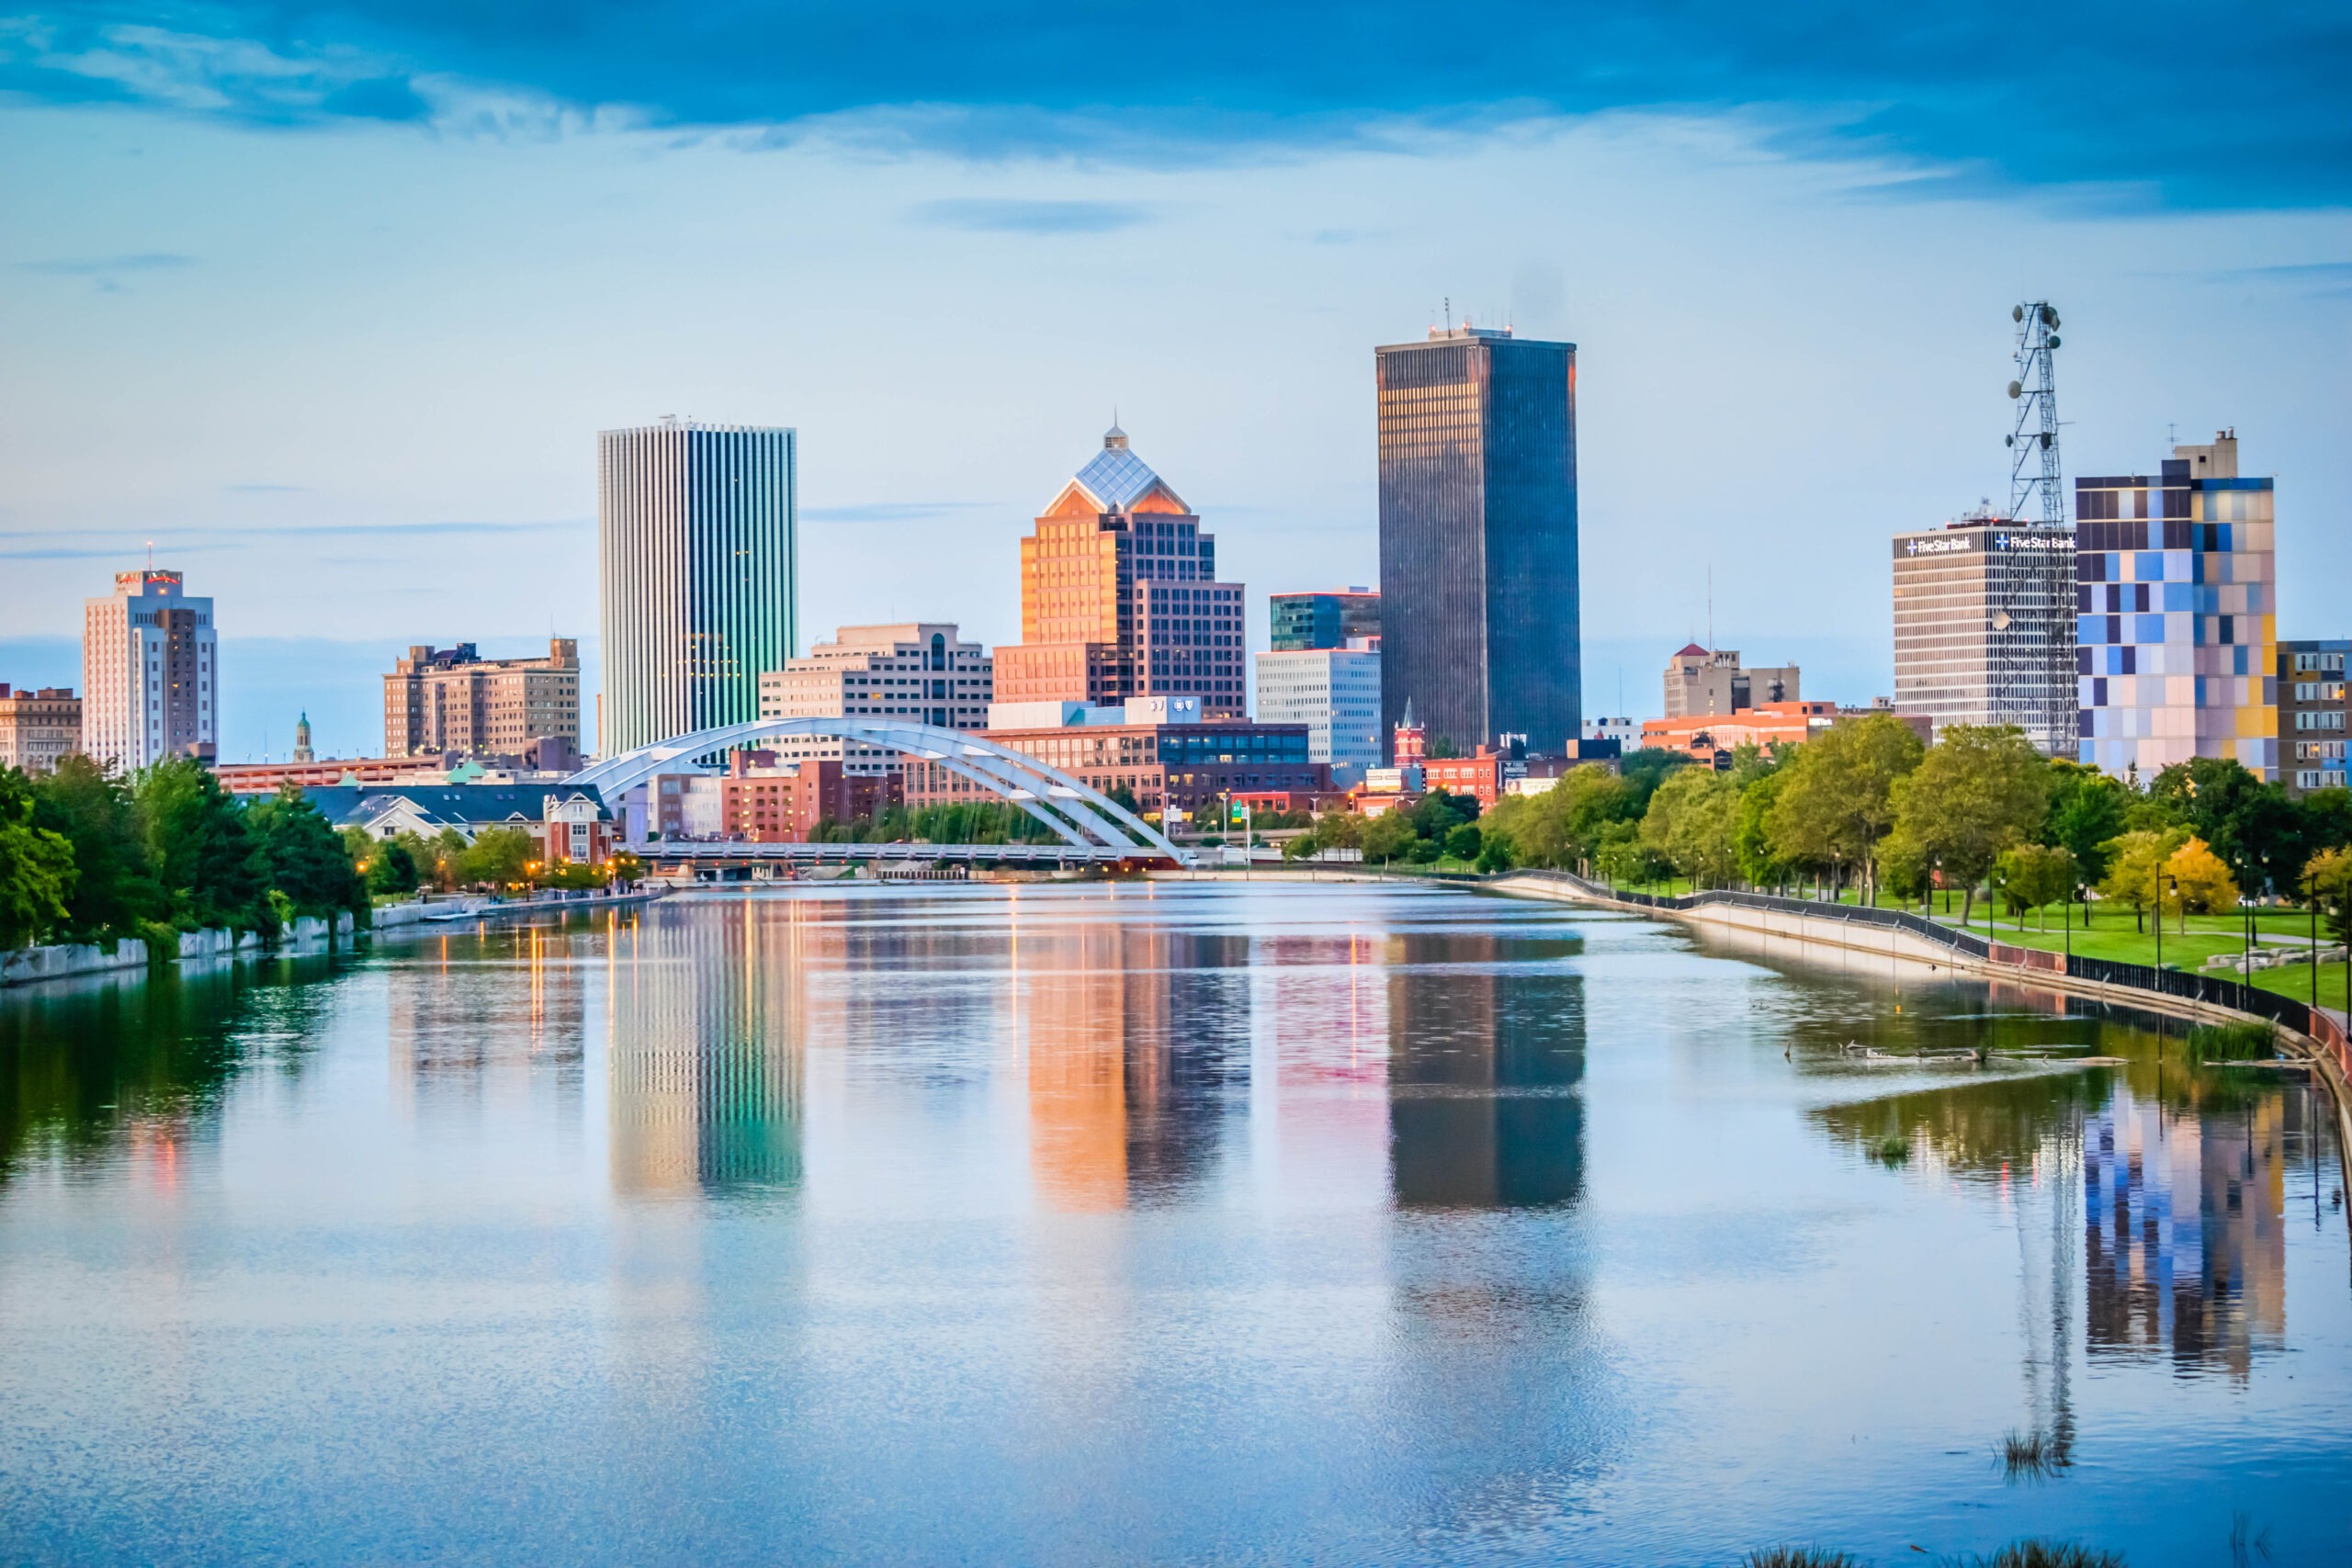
719,753,900,842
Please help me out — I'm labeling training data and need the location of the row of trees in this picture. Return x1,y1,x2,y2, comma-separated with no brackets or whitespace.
1,758,368,951
1277,713,2352,933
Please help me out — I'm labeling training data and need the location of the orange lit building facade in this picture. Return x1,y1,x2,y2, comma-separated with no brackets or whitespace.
993,424,1247,718
1640,701,1930,765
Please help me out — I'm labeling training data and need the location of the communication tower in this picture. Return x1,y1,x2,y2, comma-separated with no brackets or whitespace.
2005,302,2063,525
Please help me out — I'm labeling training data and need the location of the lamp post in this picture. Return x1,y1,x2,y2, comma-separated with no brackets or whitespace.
2310,866,2321,1010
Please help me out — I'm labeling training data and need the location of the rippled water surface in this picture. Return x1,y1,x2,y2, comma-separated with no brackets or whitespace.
3,883,2348,1564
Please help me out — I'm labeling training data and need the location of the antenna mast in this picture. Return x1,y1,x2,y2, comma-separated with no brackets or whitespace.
2005,301,2063,525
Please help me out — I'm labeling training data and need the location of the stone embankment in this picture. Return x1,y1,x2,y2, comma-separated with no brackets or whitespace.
2,912,357,989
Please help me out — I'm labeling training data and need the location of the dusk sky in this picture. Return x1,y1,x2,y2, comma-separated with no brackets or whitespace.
3,3,2347,760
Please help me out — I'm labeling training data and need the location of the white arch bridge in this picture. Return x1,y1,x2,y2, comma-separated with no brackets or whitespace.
567,717,1193,866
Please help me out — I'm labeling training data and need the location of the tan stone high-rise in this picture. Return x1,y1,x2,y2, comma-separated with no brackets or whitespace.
994,424,1246,718
382,637,582,760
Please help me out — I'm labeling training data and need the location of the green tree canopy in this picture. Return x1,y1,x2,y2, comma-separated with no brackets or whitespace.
0,770,78,950
1885,724,2049,926
137,759,265,932
27,754,163,941
246,785,368,919
1640,767,1741,887
1764,711,1925,902
2042,760,2131,886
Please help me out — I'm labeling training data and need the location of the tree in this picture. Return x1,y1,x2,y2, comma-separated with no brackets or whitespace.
1884,725,2049,929
2098,829,2185,934
1993,843,2075,931
1427,736,1462,760
136,758,265,931
27,754,163,941
1765,711,1926,903
2301,845,2352,946
1733,771,1790,889
1361,811,1416,865
0,770,77,949
1481,764,1639,871
1641,767,1741,888
1475,835,1514,874
2163,836,2239,924
1617,748,1689,811
2043,761,2131,886
460,827,538,888
247,785,368,919
368,839,420,895
2150,756,2304,894
1443,823,1483,862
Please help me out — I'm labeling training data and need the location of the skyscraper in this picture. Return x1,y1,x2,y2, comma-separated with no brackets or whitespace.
994,424,1246,717
2075,431,2276,781
1376,323,1579,757
597,419,797,757
81,568,217,771
1891,507,2076,754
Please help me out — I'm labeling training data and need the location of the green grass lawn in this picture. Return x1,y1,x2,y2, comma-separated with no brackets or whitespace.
1583,873,2352,1013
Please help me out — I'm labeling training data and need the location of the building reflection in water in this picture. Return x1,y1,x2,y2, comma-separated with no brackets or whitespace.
607,904,804,1197
2085,1079,2292,1380
1021,911,1249,1211
1814,1016,2328,1404
389,925,587,1124
1385,931,1585,1209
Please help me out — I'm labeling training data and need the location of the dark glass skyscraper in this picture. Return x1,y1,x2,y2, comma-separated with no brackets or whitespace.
1375,325,1579,756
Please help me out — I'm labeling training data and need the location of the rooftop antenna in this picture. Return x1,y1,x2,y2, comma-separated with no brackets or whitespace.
1706,563,1714,654
2004,301,2064,525
1444,296,1452,332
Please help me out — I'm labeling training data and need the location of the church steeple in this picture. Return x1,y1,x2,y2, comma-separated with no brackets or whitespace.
292,711,313,763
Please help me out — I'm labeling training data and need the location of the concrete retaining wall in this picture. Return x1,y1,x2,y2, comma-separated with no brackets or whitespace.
0,939,151,987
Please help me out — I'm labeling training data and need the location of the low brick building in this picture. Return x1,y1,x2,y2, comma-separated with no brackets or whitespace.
719,753,900,842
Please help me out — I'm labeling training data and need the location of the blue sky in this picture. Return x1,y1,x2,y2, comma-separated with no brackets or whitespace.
3,3,2348,759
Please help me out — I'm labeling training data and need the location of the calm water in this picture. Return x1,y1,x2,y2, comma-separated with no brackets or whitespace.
2,883,2347,1565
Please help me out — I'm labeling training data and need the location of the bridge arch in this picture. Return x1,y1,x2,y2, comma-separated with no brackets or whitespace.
567,717,1191,863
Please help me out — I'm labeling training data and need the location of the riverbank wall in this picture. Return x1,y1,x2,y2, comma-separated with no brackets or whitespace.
3,911,357,990
1491,869,2352,1177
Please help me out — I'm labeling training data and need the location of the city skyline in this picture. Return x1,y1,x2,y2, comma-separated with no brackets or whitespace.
6,6,2350,763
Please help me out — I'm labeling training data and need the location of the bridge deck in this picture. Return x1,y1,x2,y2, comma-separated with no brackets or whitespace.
630,840,1179,865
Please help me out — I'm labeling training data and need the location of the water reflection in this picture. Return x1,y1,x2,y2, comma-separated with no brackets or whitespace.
390,924,587,1123
0,959,338,1188
607,905,803,1196
1809,1002,2333,1385
2086,1080,2291,1379
1021,919,1250,1210
1387,931,1585,1209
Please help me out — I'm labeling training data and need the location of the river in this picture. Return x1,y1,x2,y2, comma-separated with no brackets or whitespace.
1,882,2346,1564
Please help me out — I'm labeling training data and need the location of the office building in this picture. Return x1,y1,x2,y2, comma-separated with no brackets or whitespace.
755,623,991,776
1582,716,1639,746
598,419,797,756
1252,639,1382,784
2075,432,2277,781
1377,322,1579,756
994,424,1246,717
2278,640,2348,797
1271,588,1381,651
0,685,81,773
1890,508,2075,753
383,638,582,761
81,568,216,772
902,696,1325,819
1662,645,1800,720
718,752,899,843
